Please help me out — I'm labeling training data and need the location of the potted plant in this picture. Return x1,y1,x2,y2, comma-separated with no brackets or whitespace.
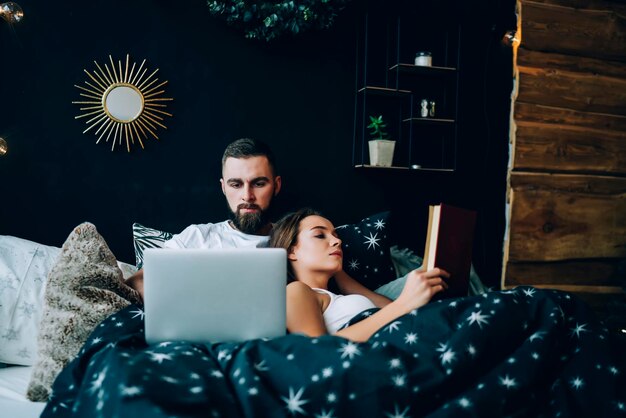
367,115,396,167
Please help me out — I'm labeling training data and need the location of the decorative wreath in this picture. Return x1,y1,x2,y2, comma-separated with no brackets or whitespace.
206,0,351,42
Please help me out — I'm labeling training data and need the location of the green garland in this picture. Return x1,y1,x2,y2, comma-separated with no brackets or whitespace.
207,0,350,41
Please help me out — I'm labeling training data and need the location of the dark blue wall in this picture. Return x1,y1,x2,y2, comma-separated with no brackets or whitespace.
0,0,515,288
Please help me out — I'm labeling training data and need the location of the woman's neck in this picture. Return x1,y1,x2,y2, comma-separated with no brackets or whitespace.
292,269,332,290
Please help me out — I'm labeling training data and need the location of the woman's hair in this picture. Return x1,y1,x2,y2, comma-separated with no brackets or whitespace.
269,208,321,282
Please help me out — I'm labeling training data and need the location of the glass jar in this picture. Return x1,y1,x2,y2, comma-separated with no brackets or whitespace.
414,51,432,67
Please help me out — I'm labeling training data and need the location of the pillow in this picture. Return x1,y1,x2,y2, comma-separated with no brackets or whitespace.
26,222,142,402
336,211,396,290
0,236,61,366
132,223,173,268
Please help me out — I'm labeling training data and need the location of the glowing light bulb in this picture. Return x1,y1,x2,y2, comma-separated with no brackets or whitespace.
0,137,7,156
0,2,24,24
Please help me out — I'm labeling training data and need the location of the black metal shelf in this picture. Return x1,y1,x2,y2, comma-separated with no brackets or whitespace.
353,7,461,172
389,63,457,76
357,86,411,97
403,117,455,125
355,165,455,172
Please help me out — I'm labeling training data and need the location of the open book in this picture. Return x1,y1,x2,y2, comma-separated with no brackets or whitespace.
423,204,477,299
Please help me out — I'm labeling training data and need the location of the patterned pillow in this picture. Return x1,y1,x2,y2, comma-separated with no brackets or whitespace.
132,223,173,268
336,211,396,290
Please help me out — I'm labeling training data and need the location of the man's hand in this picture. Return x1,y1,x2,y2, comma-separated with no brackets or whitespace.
125,269,144,302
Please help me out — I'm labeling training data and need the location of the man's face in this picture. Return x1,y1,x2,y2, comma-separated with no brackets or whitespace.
220,156,281,234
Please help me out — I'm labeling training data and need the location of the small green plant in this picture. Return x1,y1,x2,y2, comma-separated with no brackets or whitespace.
367,115,390,140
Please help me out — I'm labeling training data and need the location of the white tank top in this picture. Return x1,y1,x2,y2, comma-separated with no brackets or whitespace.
313,288,377,334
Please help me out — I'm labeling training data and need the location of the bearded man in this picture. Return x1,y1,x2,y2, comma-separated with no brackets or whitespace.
126,138,390,307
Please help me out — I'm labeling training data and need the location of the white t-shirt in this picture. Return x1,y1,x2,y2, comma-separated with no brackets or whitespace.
163,220,269,250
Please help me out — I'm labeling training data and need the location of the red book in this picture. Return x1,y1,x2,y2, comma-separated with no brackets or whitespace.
423,204,477,299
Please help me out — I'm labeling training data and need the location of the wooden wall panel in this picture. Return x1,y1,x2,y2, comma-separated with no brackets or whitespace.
514,102,626,132
503,0,626,313
521,1,626,61
505,259,622,286
518,49,626,79
527,0,626,16
517,66,626,114
507,172,626,262
513,120,626,173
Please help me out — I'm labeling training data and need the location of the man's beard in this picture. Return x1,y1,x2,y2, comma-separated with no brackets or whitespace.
229,203,271,234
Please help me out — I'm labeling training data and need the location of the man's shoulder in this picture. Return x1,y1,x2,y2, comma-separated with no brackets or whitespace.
180,220,230,234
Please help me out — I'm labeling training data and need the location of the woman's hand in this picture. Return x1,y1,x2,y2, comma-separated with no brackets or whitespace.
393,268,450,314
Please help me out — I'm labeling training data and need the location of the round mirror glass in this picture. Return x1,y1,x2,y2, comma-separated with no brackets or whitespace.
104,85,144,122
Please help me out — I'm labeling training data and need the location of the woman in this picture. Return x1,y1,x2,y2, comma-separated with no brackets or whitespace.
270,208,450,342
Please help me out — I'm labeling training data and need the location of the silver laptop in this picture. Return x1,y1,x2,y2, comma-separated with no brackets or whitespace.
143,248,287,344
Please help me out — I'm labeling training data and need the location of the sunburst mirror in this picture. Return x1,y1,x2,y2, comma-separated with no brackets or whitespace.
73,54,173,152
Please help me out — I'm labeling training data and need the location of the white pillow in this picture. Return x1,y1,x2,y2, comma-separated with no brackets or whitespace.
0,236,61,366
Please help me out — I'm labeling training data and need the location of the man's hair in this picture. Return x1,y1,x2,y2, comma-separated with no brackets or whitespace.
222,138,278,175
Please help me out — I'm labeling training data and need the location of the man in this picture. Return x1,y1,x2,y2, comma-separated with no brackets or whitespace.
126,138,389,307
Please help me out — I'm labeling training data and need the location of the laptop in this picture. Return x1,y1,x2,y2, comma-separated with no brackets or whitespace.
143,248,287,344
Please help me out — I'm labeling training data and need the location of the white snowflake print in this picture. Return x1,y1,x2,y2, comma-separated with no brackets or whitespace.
119,384,142,397
254,360,269,372
389,358,402,369
374,219,385,229
385,404,411,418
466,344,477,357
570,323,588,338
466,310,490,329
149,352,173,364
363,232,381,250
338,342,362,359
322,367,333,378
326,392,337,403
499,375,517,389
385,321,402,333
314,408,336,418
404,332,418,344
458,397,472,409
522,288,536,297
130,308,145,320
281,387,309,415
570,377,584,390
348,259,360,270
391,374,407,387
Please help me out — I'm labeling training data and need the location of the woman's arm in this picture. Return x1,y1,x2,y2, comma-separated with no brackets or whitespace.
286,282,328,337
333,270,392,308
334,268,448,342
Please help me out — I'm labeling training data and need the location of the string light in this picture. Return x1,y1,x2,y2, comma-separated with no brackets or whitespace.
0,137,8,156
0,2,23,24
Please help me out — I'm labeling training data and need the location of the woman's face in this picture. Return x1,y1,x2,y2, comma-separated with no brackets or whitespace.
289,215,343,274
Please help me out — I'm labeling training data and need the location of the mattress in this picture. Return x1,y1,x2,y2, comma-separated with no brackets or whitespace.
0,366,46,418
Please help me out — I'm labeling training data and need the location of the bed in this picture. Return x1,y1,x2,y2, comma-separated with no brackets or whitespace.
0,365,46,418
1,215,624,417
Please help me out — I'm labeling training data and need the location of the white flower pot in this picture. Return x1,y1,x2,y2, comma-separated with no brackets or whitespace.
368,140,396,167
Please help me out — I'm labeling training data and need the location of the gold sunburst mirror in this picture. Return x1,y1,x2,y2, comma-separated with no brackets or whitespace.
73,54,173,152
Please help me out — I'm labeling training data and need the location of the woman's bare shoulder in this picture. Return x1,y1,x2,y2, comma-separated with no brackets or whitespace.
286,281,314,295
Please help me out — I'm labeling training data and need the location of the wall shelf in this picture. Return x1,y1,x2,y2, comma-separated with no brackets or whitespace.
403,117,455,125
355,164,455,172
389,63,457,76
353,5,461,172
358,86,411,97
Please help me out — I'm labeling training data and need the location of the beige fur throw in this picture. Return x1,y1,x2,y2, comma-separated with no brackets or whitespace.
26,223,142,402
